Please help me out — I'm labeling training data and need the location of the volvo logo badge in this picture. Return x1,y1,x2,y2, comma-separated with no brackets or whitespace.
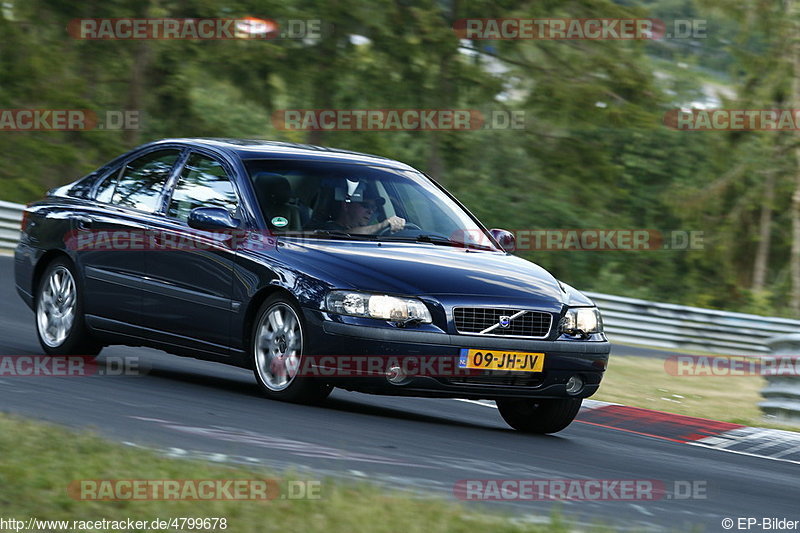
499,315,511,328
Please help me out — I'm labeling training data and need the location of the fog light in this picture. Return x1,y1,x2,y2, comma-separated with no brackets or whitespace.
565,375,584,394
387,366,406,384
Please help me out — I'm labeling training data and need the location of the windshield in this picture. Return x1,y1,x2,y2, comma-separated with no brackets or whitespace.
244,159,496,249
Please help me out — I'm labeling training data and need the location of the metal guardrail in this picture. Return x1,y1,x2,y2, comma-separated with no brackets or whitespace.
0,200,23,251
582,293,800,355
761,335,800,425
0,199,797,354
586,292,800,355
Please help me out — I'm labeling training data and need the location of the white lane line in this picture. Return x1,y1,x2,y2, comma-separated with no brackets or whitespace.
629,504,655,517
686,441,800,466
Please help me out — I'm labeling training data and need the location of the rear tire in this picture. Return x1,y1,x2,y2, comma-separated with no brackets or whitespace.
250,295,332,404
496,398,582,434
35,258,102,357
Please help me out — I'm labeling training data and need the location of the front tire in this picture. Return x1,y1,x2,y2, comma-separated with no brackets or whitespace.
496,398,582,434
251,295,331,404
35,258,102,357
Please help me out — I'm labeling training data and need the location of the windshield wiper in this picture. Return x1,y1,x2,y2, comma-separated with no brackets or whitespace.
381,233,483,248
310,229,355,237
415,234,462,246
296,229,379,240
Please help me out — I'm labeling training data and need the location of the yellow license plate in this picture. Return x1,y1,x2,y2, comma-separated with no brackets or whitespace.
458,349,544,372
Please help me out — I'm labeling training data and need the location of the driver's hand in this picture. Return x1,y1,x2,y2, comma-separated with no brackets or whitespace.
386,216,406,232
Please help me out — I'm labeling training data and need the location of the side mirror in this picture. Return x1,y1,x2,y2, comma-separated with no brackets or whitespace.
188,207,240,231
490,228,516,252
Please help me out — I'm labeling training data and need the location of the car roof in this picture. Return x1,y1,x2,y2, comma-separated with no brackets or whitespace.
143,138,417,171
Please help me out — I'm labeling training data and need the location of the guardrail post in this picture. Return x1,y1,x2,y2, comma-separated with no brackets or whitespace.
760,334,800,426
0,200,24,252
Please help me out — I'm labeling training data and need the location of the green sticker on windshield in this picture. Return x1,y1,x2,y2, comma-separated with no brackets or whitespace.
271,216,289,228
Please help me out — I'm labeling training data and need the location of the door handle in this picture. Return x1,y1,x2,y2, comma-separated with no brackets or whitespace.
75,216,93,230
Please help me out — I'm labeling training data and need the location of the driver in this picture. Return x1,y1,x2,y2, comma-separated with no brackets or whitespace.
325,188,405,234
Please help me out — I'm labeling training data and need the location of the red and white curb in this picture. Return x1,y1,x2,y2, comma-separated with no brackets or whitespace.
456,398,800,465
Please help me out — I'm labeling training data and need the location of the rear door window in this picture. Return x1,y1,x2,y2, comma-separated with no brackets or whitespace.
109,149,180,212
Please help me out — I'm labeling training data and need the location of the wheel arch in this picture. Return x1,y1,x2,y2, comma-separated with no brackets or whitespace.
241,285,304,354
32,250,75,295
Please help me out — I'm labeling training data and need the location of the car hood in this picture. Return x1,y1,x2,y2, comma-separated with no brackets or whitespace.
276,239,592,307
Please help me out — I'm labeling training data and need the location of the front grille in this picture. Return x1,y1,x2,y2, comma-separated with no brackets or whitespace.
440,373,546,388
453,307,552,338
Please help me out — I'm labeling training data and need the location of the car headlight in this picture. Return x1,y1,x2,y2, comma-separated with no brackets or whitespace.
560,307,603,337
324,291,432,324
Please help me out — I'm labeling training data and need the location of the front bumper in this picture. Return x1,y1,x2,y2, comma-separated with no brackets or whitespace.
303,309,610,400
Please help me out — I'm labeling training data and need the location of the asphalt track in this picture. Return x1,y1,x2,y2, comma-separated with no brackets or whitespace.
0,256,797,532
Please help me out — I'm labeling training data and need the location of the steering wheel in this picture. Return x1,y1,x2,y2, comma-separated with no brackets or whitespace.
378,221,422,235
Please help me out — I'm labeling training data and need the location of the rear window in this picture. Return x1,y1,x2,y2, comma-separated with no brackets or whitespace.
65,172,102,198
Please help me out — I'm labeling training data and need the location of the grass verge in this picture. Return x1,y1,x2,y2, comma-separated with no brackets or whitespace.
594,353,798,431
0,414,578,533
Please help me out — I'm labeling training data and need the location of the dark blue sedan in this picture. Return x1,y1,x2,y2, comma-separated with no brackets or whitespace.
14,138,609,433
